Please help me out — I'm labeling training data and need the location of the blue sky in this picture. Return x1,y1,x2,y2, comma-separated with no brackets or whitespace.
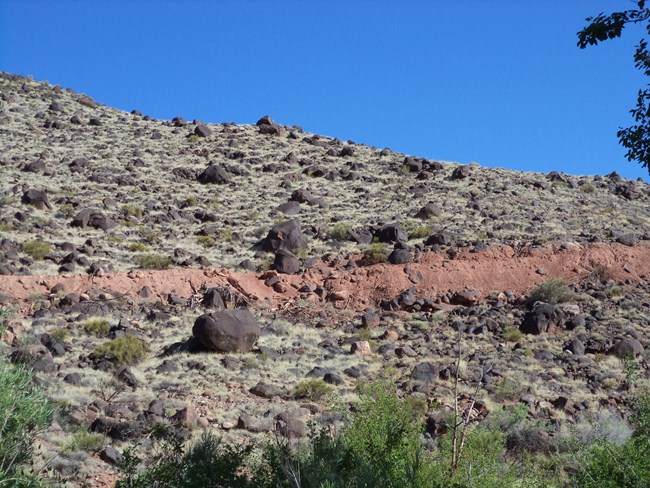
1,0,648,181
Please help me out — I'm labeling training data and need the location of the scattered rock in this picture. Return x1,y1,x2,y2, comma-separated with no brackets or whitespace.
192,309,261,353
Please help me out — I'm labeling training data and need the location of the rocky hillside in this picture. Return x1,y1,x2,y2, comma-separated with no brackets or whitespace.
1,72,650,487
1,72,649,277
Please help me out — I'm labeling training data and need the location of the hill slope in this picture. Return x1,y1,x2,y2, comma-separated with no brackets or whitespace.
1,72,650,487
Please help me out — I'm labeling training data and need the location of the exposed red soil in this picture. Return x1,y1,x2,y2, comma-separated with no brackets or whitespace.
2,242,649,314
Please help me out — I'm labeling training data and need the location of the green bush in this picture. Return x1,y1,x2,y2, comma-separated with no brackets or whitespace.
127,242,149,252
83,317,111,337
293,379,334,402
0,362,52,482
93,335,148,366
327,223,352,241
574,394,650,487
526,277,574,307
363,243,388,265
408,226,432,239
22,240,52,260
117,431,258,488
122,204,143,218
502,327,524,342
64,431,104,453
136,254,173,269
197,235,216,248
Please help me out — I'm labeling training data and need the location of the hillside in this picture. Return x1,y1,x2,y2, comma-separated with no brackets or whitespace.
1,72,650,487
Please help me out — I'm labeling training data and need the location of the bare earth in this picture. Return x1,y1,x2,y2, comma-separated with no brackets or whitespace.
3,242,649,313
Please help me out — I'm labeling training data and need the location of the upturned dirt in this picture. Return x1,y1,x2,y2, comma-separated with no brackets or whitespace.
2,242,649,314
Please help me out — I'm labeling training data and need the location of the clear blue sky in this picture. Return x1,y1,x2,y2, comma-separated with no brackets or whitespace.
1,0,648,181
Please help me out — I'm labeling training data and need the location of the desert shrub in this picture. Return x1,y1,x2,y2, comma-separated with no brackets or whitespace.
0,362,53,482
493,377,526,402
83,318,111,337
604,285,624,300
363,243,388,264
122,204,143,218
572,395,650,487
0,222,12,232
219,229,234,242
502,327,524,342
50,327,69,342
64,431,104,453
327,223,352,241
93,335,147,366
127,242,149,252
197,235,216,248
117,431,259,488
526,277,574,307
138,228,160,244
136,254,173,269
55,203,76,219
293,379,334,402
590,264,614,282
0,306,16,333
184,196,198,207
580,183,596,193
408,226,432,239
22,240,52,260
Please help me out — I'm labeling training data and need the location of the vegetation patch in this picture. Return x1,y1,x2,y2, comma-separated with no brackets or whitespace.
293,379,335,402
136,254,173,269
93,335,148,366
22,240,52,260
83,317,111,337
363,243,388,264
526,277,574,307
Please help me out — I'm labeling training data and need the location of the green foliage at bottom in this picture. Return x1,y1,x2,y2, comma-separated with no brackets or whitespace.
0,362,52,487
574,395,650,488
116,382,551,488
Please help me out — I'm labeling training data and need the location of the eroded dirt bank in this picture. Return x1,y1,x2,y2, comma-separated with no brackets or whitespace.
2,242,649,314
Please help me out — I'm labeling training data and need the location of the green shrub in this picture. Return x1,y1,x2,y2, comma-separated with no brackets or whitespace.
184,196,198,207
117,431,259,488
219,229,234,242
197,235,216,248
50,327,69,342
64,431,104,453
84,318,111,337
408,226,432,239
115,380,554,488
55,203,76,219
503,327,524,342
327,223,352,241
22,240,52,260
127,242,149,252
122,204,143,218
363,243,388,264
604,285,624,300
580,183,596,193
93,335,147,366
293,379,334,402
574,394,650,487
526,277,574,307
136,254,173,269
0,362,53,481
0,222,13,232
138,228,160,244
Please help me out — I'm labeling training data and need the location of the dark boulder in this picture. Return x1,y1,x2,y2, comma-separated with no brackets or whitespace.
520,302,565,334
273,249,301,274
609,337,644,358
192,309,261,353
260,219,307,252
198,164,230,184
374,223,407,243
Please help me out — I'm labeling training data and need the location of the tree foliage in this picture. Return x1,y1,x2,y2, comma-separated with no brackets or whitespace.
578,1,650,174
